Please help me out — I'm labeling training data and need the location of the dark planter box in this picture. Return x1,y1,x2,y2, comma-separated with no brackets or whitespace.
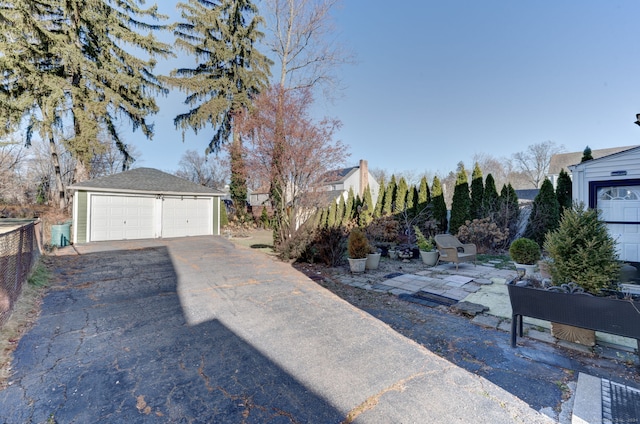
507,281,640,354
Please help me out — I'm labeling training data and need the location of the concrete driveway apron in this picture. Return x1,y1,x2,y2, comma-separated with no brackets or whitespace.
0,236,553,423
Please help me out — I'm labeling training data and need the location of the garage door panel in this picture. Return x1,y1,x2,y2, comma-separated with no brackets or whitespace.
90,195,155,241
162,197,211,238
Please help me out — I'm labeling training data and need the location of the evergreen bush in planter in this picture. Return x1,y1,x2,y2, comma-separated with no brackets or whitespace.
508,204,632,349
347,228,370,272
543,203,620,295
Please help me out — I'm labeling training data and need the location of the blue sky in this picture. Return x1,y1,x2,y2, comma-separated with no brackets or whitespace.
137,1,640,177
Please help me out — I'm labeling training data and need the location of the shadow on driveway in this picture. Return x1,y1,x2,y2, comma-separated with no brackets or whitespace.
0,245,340,423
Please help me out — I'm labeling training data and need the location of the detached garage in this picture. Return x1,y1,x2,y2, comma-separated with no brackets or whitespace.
68,168,223,243
570,146,640,263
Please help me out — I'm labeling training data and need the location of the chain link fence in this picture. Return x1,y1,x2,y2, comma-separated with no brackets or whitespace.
0,220,42,328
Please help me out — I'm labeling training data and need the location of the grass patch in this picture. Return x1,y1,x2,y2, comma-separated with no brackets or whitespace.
476,254,514,270
0,258,51,389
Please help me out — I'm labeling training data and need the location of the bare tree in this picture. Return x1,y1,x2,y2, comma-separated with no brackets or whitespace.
90,138,141,178
263,0,352,96
239,86,348,246
175,150,228,189
512,141,565,189
0,139,28,203
262,0,353,244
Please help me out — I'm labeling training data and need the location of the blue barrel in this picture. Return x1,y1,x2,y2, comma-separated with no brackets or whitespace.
51,223,71,247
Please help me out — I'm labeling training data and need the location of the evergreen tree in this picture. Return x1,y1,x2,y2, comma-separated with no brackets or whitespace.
555,168,572,216
359,186,374,226
168,0,270,152
524,178,559,246
395,177,408,213
497,183,520,241
470,162,484,220
327,199,337,228
345,187,356,222
406,185,417,212
336,195,345,227
167,0,270,217
220,199,229,226
449,162,471,235
581,146,594,162
0,0,172,206
373,179,386,218
417,176,431,208
383,175,396,215
431,176,448,233
483,173,500,219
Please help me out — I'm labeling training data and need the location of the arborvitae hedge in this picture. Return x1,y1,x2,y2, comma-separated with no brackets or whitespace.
431,176,448,233
449,163,471,235
470,163,484,220
524,178,559,246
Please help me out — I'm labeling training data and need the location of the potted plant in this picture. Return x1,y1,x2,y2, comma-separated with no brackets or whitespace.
509,237,541,276
414,226,438,266
366,246,382,270
507,204,636,350
347,227,370,273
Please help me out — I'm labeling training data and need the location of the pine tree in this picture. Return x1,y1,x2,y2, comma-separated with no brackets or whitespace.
556,168,572,215
167,0,270,217
581,146,594,162
483,173,500,219
524,178,559,246
449,163,471,235
470,163,484,219
168,0,270,153
0,0,172,205
431,176,448,233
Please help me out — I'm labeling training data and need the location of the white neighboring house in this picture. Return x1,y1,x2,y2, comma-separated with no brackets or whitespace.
547,145,638,189
569,146,640,263
320,159,380,207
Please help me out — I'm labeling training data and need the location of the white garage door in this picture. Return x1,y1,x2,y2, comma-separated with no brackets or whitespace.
162,197,212,238
91,195,155,241
597,185,640,262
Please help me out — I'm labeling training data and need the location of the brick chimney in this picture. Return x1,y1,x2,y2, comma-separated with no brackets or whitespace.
359,159,368,198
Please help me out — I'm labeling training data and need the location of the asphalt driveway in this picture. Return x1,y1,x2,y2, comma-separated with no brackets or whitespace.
0,236,553,423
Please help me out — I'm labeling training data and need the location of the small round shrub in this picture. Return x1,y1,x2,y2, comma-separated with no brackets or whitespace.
509,237,541,265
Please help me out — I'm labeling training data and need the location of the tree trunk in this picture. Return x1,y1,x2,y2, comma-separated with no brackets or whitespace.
48,135,66,210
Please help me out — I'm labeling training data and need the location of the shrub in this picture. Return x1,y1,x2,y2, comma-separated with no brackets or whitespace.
365,216,400,244
313,227,346,267
413,226,434,251
347,227,371,259
543,203,621,295
524,178,560,246
456,218,509,253
509,237,541,265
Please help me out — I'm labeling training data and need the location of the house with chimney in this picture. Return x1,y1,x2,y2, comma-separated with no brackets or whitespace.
319,159,380,207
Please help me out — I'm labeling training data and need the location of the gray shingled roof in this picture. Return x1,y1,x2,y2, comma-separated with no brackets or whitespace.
548,145,639,175
68,168,223,196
